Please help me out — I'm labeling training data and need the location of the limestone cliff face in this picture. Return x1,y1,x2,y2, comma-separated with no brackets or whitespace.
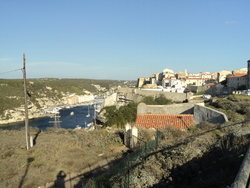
0,93,94,124
0,96,67,124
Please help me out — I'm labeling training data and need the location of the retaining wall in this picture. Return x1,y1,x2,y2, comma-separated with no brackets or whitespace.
137,102,228,125
118,88,191,102
137,102,203,115
194,104,228,124
101,93,117,107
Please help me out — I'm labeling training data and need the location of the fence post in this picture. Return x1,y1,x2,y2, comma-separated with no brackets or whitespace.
156,130,160,148
127,154,130,188
231,144,250,188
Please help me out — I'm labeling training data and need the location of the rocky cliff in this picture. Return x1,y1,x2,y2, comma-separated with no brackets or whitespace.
0,93,68,124
0,79,97,124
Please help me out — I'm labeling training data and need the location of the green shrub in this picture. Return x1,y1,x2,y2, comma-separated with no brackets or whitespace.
141,96,155,105
154,94,172,105
103,103,138,128
102,94,172,128
227,110,245,122
210,97,250,123
141,94,172,105
212,130,222,140
196,121,216,130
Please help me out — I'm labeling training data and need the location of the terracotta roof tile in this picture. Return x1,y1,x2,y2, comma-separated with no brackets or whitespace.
204,83,216,86
135,114,194,130
228,74,247,78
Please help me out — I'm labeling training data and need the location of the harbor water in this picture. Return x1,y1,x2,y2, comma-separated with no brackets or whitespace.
0,104,98,131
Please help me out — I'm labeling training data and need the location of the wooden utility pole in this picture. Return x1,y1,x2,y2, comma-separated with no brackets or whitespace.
23,53,30,150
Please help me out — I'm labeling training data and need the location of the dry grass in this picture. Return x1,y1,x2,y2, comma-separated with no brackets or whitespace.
0,128,124,188
2,120,249,187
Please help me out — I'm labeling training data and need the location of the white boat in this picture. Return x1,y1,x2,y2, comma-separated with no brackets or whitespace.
70,111,74,116
50,107,61,114
86,105,90,117
84,121,87,128
95,104,101,112
75,125,81,130
87,122,93,127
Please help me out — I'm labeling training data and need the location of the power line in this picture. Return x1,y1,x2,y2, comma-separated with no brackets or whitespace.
0,68,23,75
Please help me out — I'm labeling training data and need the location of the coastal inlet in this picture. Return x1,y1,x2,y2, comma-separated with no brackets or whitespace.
0,104,100,131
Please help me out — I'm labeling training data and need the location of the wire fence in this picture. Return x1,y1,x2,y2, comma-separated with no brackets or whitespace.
83,131,161,188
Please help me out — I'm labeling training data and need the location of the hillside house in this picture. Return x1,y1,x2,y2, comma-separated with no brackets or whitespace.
67,95,78,105
185,77,205,86
200,72,212,79
227,74,248,89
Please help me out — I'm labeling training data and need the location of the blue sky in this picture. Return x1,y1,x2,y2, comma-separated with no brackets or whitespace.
0,1,249,80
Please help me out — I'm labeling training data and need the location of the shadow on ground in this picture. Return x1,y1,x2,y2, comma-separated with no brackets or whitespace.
150,133,250,187
42,156,124,188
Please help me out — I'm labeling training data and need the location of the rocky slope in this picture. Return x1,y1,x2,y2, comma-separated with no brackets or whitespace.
0,95,66,124
129,123,250,188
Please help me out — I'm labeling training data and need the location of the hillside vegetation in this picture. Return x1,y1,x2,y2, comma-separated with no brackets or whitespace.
0,78,136,114
100,94,172,128
100,94,250,129
207,95,250,123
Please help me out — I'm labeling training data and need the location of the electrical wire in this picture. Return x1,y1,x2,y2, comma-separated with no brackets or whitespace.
0,68,23,75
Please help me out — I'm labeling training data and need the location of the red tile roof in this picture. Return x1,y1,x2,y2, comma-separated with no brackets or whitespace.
204,83,216,86
185,78,204,80
135,114,194,130
228,74,247,78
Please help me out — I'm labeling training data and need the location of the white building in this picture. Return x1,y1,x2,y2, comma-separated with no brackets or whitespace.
185,77,205,86
78,94,95,103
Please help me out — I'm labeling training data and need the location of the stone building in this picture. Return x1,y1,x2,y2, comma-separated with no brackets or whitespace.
137,77,150,88
67,95,78,105
162,68,175,77
232,68,247,75
227,74,248,89
185,77,205,86
175,71,187,79
218,70,231,82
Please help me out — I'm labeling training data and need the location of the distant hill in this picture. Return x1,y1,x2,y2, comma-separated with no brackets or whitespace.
0,78,136,114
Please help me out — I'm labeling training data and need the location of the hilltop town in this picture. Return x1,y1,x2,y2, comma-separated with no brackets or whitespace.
137,60,250,96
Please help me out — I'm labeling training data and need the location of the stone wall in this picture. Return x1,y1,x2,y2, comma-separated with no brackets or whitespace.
101,93,118,108
187,85,231,96
194,105,228,124
136,102,228,125
119,88,191,102
137,102,204,115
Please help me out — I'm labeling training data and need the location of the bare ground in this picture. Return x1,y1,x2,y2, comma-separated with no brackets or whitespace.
1,122,250,188
0,127,125,188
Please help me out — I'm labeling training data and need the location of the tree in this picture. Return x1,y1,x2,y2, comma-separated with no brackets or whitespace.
103,103,138,128
141,96,155,105
154,94,172,105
